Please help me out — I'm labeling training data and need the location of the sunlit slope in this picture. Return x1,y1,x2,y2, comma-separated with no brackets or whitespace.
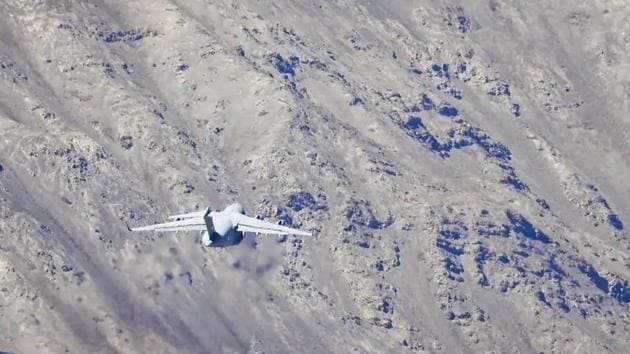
0,1,628,353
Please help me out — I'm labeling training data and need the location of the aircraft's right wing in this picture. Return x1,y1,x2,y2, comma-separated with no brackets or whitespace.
129,217,207,233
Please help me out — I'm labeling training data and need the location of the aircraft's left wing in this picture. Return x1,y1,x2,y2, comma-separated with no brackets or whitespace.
234,214,312,236
129,217,207,233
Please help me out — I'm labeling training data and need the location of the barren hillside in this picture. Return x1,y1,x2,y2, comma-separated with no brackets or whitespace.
0,1,628,353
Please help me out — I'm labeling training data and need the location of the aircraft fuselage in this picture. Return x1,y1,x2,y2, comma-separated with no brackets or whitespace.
201,203,246,247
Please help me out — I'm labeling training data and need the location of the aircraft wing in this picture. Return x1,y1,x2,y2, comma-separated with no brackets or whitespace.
129,217,207,232
234,214,312,236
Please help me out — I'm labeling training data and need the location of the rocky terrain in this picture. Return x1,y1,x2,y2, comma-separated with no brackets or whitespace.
0,0,628,353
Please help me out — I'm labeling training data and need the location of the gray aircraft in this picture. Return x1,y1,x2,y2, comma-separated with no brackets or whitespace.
128,202,311,247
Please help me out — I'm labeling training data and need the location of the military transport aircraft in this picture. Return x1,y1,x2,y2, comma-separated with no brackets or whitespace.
128,202,311,247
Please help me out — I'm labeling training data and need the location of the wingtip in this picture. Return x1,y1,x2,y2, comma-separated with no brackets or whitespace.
125,222,133,232
289,229,312,237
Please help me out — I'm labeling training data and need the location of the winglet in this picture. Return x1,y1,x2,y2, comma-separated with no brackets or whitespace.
125,222,133,232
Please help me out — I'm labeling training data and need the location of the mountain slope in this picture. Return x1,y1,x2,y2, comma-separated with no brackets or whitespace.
0,1,628,353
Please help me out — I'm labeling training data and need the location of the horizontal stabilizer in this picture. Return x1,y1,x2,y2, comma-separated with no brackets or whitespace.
234,213,312,237
130,217,207,232
168,210,205,220
237,224,290,235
